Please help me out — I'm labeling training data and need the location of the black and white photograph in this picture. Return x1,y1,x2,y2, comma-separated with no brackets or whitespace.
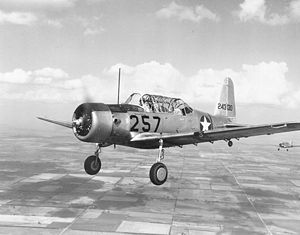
1,0,300,234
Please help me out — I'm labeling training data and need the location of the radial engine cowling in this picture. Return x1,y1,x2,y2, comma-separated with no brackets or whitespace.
72,103,112,143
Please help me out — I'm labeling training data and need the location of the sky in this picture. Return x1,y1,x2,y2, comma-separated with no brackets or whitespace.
1,0,300,131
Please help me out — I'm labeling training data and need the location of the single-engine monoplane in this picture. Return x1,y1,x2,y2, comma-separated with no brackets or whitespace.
38,77,300,185
277,141,300,151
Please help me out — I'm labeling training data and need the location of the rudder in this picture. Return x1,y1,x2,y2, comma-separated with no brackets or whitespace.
214,77,236,119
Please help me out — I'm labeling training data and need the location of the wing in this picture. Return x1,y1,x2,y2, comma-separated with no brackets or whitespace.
204,122,300,141
131,122,300,145
37,117,73,129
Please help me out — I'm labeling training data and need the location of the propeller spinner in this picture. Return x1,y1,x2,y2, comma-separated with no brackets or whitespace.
72,103,113,143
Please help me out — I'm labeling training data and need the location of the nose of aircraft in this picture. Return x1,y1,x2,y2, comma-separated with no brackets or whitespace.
72,103,113,143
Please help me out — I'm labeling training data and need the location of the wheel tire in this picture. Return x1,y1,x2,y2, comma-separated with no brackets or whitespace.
149,162,168,185
228,140,233,147
84,155,101,175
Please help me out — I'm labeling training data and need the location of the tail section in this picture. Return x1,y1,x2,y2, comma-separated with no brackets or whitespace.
214,77,236,119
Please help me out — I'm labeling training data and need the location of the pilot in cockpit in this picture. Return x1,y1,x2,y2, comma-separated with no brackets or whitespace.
140,97,152,112
143,102,151,112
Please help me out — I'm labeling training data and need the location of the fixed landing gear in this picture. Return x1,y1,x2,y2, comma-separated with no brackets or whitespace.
228,140,233,147
84,144,102,175
149,139,168,185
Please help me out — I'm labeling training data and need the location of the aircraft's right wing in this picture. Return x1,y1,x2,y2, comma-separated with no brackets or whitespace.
37,117,73,129
131,122,300,145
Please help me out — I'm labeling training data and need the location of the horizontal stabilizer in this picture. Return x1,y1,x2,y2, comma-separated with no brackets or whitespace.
37,117,73,129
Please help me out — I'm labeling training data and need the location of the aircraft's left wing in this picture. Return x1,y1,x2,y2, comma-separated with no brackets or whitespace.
37,117,73,129
131,122,300,145
203,122,300,141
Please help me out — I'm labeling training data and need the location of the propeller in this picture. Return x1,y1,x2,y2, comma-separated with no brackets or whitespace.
72,68,121,137
70,81,96,135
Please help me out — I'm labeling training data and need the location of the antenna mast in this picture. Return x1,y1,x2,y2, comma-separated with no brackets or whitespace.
117,68,121,105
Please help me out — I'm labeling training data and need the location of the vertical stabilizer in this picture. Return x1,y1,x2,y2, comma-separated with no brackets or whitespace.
214,77,236,119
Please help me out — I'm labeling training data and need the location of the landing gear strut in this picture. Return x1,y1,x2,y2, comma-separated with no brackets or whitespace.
84,144,102,175
149,139,168,185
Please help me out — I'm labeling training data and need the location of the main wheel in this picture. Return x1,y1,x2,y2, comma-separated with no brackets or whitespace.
228,140,233,147
84,155,101,175
149,162,168,185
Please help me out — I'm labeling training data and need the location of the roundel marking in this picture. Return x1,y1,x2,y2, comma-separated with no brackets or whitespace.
200,116,212,131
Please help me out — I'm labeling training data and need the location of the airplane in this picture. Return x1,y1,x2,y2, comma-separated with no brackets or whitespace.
38,77,300,185
277,141,300,151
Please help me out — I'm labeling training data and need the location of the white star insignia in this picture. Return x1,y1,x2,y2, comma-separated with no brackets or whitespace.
200,116,211,131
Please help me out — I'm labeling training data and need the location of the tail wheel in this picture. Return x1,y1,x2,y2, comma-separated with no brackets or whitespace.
84,155,101,175
149,162,168,185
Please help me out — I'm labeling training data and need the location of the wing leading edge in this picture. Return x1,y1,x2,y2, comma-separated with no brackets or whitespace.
37,117,73,129
131,122,300,144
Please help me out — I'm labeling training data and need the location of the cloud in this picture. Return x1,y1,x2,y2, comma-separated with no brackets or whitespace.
76,16,105,36
0,62,299,108
0,0,79,28
46,19,63,28
103,61,297,108
0,10,67,28
104,61,184,97
34,68,69,79
0,0,78,10
0,10,38,25
235,62,289,105
237,0,266,22
0,69,32,83
0,67,74,86
290,0,300,19
236,0,300,25
84,27,105,36
156,2,219,23
0,67,83,102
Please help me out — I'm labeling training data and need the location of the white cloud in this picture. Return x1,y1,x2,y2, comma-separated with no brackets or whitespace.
236,0,300,25
0,69,32,83
156,2,219,23
236,62,289,105
104,61,184,98
0,67,83,102
0,10,37,25
103,61,296,108
0,0,78,9
84,27,105,36
0,10,67,28
0,62,299,108
34,68,69,79
1,67,72,86
238,0,266,22
290,0,300,19
77,16,105,36
46,19,63,28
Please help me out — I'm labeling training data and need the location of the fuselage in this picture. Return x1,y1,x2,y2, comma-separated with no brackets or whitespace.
103,104,232,149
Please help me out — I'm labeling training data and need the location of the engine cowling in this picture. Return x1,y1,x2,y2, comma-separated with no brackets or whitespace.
72,103,113,143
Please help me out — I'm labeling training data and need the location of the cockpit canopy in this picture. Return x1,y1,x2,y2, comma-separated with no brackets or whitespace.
124,93,193,115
